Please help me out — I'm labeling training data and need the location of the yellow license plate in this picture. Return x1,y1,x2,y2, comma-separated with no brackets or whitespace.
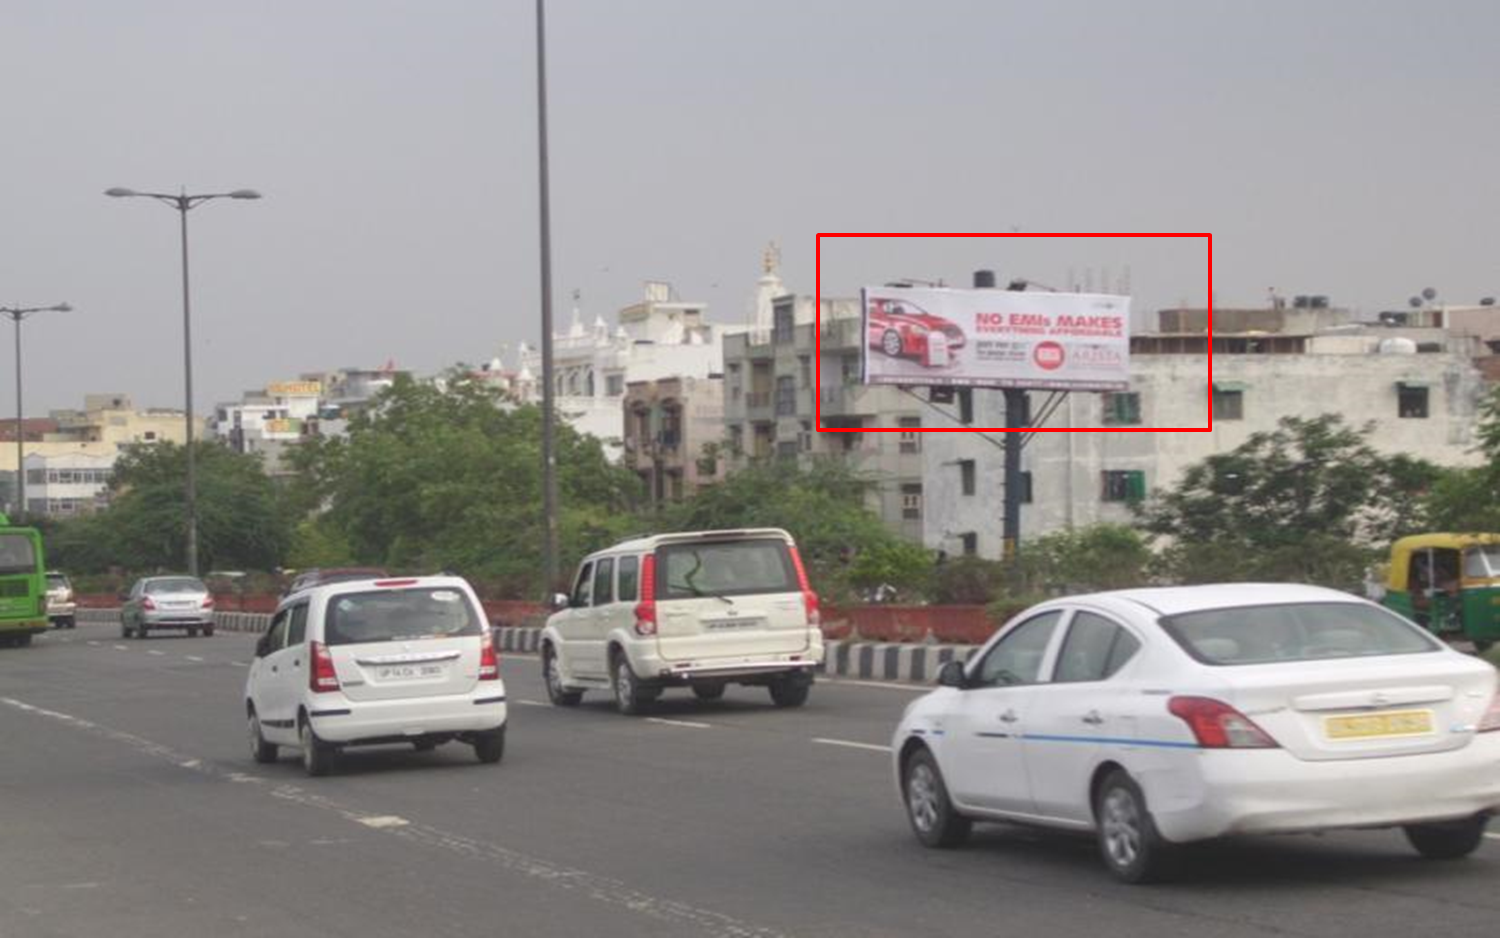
1323,709,1434,740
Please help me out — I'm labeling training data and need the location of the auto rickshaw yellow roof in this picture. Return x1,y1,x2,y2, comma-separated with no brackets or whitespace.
1391,533,1500,553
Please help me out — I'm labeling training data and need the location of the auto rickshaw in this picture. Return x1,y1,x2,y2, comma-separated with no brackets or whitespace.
1379,533,1500,652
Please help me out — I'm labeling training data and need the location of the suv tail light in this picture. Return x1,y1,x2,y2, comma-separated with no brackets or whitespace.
634,554,657,636
202,596,215,610
788,545,821,628
310,641,340,693
1478,690,1500,733
1168,696,1278,748
479,629,500,680
141,596,157,611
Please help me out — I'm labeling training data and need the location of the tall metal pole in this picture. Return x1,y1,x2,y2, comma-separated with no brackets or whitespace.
177,196,200,576
536,0,561,591
974,270,1026,561
13,315,22,519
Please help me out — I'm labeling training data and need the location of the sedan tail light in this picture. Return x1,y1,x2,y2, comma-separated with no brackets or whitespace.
141,596,157,611
1168,696,1278,749
1478,691,1500,733
202,597,216,610
479,629,499,681
309,641,340,693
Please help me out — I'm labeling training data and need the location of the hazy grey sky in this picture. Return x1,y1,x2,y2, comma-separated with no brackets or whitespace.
3,0,1496,414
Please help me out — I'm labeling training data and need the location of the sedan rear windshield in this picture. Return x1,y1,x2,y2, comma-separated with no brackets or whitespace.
656,539,798,600
145,578,207,595
324,587,483,646
1159,601,1439,666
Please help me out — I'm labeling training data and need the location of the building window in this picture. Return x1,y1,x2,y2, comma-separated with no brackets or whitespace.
960,459,976,496
773,303,796,345
901,483,923,521
606,374,625,396
799,420,813,452
798,355,811,389
1102,470,1146,503
776,440,799,460
728,424,744,455
960,532,978,557
26,469,44,485
1212,387,1244,421
1398,384,1430,419
1018,470,1033,504
899,417,921,454
1102,392,1142,425
775,375,797,416
958,389,974,425
144,431,157,441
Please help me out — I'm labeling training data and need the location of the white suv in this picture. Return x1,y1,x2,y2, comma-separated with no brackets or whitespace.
244,575,506,776
541,529,824,714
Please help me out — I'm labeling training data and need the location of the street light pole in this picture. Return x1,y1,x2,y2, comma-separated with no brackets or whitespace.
1,303,71,519
105,186,261,575
535,0,561,592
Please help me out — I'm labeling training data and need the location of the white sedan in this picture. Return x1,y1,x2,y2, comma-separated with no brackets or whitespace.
892,584,1500,882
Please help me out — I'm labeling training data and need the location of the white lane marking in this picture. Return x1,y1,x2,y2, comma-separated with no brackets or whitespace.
147,650,166,656
0,695,791,938
87,641,100,647
230,661,249,667
515,699,547,707
357,815,410,829
813,737,892,753
112,645,128,651
184,656,204,662
645,717,712,729
1485,833,1500,841
821,676,929,693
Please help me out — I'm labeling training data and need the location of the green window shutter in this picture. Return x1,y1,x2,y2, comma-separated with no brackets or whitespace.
1125,470,1147,502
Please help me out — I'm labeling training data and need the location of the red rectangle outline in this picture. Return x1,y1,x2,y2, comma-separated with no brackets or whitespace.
814,232,1214,433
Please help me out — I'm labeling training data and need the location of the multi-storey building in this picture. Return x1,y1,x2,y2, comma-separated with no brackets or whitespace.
622,375,724,505
721,267,926,540
921,305,1491,559
517,283,722,460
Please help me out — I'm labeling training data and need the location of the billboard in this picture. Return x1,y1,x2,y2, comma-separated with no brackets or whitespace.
268,380,322,398
262,417,305,439
862,286,1131,391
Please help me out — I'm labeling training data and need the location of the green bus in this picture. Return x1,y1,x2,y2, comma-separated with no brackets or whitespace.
0,513,47,648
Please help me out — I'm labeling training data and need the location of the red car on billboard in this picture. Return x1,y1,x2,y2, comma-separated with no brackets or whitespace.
867,298,967,361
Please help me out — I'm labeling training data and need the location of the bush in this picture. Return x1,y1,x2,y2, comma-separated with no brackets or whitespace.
930,556,1007,605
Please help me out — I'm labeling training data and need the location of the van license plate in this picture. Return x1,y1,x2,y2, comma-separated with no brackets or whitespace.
1323,709,1433,740
377,664,444,681
705,619,759,630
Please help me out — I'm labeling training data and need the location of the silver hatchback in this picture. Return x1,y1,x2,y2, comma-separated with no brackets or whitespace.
121,576,216,638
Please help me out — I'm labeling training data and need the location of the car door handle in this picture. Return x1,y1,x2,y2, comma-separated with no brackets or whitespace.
1081,710,1104,725
998,710,1018,723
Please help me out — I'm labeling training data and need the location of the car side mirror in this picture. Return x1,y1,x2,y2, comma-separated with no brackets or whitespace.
255,635,271,658
549,592,571,611
937,660,967,688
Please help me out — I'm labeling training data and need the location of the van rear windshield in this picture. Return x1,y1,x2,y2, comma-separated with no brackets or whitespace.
0,535,37,575
324,587,483,646
1159,601,1439,666
655,539,798,600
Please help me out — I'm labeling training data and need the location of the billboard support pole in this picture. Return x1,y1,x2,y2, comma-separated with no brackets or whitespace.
974,269,1027,563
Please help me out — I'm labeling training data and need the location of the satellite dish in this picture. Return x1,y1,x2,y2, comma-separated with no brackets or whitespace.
1422,287,1438,301
1409,297,1423,308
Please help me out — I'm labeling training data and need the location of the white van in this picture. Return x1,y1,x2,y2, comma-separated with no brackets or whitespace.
540,529,824,714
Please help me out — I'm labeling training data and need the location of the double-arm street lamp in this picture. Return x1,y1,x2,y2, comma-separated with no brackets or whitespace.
105,186,262,576
0,302,72,518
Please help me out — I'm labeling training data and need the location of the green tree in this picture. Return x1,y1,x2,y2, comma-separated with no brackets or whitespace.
1137,414,1439,589
46,441,290,574
1017,523,1155,593
1424,386,1500,532
288,373,643,597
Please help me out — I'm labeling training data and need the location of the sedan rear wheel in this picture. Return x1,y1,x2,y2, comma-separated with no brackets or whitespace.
903,747,971,848
248,710,278,764
1404,813,1489,860
1095,770,1175,883
300,718,335,777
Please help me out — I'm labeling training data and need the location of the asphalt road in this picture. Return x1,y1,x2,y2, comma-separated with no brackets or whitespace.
3,622,1499,938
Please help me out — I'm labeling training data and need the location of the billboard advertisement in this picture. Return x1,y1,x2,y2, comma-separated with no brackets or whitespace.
262,417,305,439
268,380,322,398
861,286,1131,391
